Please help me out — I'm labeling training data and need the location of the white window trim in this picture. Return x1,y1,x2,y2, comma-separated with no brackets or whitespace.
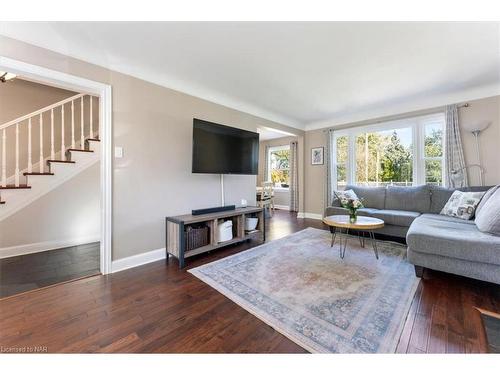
332,112,446,190
267,144,291,190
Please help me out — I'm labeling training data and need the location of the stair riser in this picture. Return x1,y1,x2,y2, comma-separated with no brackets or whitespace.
48,163,77,176
68,151,99,164
87,140,101,153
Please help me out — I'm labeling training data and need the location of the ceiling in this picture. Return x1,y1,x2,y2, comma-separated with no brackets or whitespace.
1,22,499,130
257,126,295,141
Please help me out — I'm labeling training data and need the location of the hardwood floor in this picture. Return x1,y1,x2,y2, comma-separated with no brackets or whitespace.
0,242,100,298
0,210,498,353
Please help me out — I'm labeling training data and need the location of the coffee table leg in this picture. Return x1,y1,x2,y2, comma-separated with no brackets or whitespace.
340,228,349,259
331,226,337,247
369,231,379,259
358,231,366,248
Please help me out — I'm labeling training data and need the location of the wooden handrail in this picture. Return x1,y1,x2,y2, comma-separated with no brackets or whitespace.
0,93,88,130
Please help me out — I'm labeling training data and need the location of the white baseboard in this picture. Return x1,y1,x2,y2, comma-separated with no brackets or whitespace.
0,235,100,259
297,212,323,220
273,205,290,210
111,247,166,273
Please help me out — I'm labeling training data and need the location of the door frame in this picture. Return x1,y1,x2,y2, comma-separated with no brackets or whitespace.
0,56,113,274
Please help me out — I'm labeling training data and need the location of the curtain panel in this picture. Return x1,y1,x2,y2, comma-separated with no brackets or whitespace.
325,129,335,210
445,104,468,188
263,145,270,184
289,141,299,212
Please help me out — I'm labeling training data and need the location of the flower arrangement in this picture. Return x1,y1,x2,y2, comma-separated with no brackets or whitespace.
340,197,364,223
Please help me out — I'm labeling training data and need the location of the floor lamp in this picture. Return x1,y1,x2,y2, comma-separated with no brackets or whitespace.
451,122,490,186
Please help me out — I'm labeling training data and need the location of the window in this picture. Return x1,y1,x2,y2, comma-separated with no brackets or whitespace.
423,121,444,185
335,136,348,190
355,127,413,187
268,145,290,188
332,113,445,190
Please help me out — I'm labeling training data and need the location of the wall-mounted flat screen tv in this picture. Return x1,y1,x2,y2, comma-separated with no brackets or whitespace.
192,119,259,175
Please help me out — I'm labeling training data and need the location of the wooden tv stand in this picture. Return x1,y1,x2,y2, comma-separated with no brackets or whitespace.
165,207,265,268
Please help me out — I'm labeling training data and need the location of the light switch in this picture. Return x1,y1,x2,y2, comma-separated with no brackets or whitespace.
115,146,123,158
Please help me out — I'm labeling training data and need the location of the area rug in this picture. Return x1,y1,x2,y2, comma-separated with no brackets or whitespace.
189,227,419,353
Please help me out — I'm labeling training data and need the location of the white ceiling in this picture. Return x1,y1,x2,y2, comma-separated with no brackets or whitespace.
1,22,499,130
257,126,295,141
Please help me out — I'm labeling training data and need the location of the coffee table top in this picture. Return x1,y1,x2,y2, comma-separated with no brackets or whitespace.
323,215,385,230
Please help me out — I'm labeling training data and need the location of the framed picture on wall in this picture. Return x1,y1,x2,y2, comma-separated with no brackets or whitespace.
311,147,324,165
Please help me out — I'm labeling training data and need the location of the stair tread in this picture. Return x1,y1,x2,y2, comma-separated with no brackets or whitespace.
87,138,100,142
47,160,76,164
67,148,94,153
23,172,54,176
0,184,31,189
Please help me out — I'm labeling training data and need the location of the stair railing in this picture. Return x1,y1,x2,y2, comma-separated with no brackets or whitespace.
0,93,98,187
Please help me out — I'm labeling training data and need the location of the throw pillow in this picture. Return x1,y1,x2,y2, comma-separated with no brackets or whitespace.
475,187,500,236
440,190,485,220
475,185,500,217
334,189,364,208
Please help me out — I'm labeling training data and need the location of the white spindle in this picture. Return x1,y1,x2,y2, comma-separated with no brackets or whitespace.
50,109,55,160
15,123,19,187
80,96,84,148
90,96,93,138
71,100,75,149
28,118,32,173
61,104,65,157
39,113,44,173
1,129,6,187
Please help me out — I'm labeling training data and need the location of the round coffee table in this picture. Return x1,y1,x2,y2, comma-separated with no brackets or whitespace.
322,215,385,259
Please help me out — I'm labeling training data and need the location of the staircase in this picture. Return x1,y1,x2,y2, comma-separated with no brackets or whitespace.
0,93,100,221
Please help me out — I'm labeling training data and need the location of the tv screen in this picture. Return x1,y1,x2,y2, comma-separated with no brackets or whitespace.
192,119,259,175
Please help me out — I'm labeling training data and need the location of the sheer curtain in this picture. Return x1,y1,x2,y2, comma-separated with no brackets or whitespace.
263,145,270,184
289,140,299,212
445,104,468,188
325,129,335,210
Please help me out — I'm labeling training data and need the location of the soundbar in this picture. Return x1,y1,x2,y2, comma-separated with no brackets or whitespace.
192,205,236,216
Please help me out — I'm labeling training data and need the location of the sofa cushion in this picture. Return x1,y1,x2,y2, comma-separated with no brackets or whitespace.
429,185,455,214
385,185,431,213
369,210,420,227
324,206,378,217
440,190,485,220
324,207,418,227
346,185,386,209
407,215,500,266
418,213,476,225
475,188,500,236
475,185,500,217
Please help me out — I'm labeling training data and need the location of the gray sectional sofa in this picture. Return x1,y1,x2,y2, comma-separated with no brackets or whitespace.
324,184,500,284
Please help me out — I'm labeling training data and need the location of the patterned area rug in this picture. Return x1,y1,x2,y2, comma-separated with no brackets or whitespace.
189,227,419,353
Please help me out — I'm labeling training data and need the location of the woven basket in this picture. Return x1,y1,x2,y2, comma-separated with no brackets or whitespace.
185,226,209,251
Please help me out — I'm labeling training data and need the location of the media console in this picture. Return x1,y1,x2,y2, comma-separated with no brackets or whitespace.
165,207,265,268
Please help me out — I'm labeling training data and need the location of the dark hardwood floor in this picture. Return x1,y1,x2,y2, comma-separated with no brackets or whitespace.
0,242,100,298
0,210,498,353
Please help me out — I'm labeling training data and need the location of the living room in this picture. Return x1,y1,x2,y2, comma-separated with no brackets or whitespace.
1,4,499,374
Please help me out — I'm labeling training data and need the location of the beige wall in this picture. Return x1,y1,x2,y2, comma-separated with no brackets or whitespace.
0,79,98,178
458,95,500,186
0,78,76,124
0,36,303,261
0,162,100,250
303,95,500,216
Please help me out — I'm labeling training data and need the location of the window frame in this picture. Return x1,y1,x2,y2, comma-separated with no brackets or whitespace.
267,144,291,191
332,113,446,190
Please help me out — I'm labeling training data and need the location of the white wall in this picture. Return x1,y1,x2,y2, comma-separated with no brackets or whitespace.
0,163,100,257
